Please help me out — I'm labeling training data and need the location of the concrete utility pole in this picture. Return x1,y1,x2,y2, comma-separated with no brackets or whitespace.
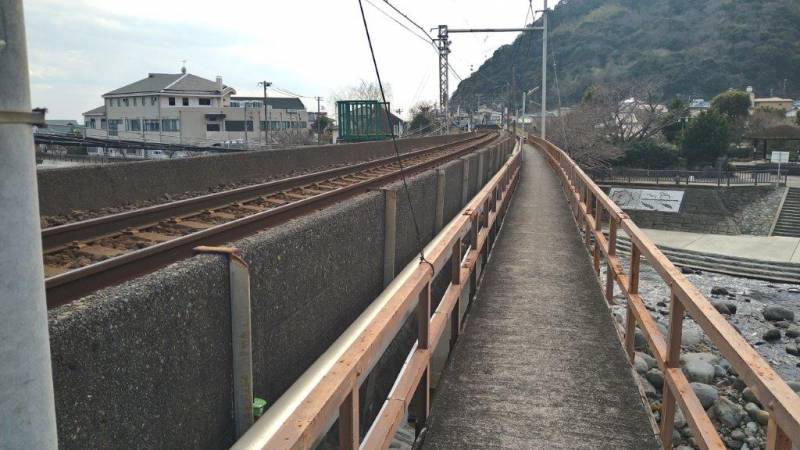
541,0,548,139
0,1,59,448
258,81,271,147
316,96,321,145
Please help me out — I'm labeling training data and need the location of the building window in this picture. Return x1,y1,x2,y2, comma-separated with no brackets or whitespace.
133,97,138,107
168,97,176,106
161,119,180,132
230,101,240,107
299,121,307,128
151,96,157,105
144,119,160,132
116,98,121,107
100,118,107,129
224,120,253,132
89,118,96,128
127,118,141,131
182,97,189,106
108,119,123,136
206,123,220,132
199,98,211,106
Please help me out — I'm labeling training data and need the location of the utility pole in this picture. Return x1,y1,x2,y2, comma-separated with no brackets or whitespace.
0,1,58,448
440,21,545,136
436,25,450,135
316,96,321,145
511,64,517,135
541,0,549,139
258,81,272,147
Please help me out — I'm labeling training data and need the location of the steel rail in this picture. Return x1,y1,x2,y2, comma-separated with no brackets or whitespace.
41,133,489,251
45,133,508,308
530,134,800,450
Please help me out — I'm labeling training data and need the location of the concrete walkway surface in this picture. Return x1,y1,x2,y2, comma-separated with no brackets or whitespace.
421,145,658,449
637,228,800,264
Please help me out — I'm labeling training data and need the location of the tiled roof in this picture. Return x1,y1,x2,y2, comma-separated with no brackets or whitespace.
232,96,306,110
83,105,106,115
104,73,231,96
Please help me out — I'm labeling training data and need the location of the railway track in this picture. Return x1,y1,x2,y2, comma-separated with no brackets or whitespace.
43,132,506,308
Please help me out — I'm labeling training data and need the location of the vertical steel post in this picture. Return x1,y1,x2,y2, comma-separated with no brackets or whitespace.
0,1,58,447
541,0,548,139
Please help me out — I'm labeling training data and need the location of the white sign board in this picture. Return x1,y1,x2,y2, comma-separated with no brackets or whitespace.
771,151,789,164
609,188,684,213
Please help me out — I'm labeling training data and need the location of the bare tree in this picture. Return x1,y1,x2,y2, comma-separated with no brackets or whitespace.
330,79,392,109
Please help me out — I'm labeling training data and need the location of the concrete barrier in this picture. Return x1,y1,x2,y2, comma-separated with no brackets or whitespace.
47,137,514,449
38,133,474,216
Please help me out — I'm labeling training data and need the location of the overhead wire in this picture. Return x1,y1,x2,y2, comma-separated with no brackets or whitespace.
357,0,435,274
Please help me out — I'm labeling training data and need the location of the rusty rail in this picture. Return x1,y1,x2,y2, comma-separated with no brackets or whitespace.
231,139,522,449
529,134,800,450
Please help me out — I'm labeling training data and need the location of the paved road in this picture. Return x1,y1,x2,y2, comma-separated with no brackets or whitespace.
421,145,659,449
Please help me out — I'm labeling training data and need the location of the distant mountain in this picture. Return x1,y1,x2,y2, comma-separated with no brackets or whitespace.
449,0,800,111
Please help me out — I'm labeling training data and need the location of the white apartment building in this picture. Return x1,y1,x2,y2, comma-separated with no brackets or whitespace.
82,69,309,148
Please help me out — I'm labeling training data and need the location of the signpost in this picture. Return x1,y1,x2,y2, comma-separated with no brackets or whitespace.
771,151,789,184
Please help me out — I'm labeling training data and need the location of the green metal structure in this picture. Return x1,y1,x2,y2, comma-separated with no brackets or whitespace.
336,100,393,142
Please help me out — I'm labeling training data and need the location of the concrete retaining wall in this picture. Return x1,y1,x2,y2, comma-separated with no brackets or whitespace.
38,133,475,216
47,138,515,449
601,184,785,235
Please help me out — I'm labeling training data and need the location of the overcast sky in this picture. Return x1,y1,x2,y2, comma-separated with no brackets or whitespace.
25,0,558,121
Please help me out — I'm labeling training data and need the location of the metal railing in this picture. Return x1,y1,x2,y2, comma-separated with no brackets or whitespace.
231,138,520,449
530,134,800,450
589,167,787,186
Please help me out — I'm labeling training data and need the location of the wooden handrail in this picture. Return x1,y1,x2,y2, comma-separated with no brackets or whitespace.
232,137,521,449
529,134,800,450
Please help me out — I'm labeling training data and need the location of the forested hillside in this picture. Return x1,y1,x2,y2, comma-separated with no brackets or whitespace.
450,0,800,111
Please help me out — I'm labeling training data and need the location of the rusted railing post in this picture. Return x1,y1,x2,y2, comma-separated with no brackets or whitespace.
451,239,463,350
767,416,792,450
660,291,685,449
339,388,359,450
593,197,602,274
415,282,431,436
624,243,640,360
584,189,594,250
605,219,619,303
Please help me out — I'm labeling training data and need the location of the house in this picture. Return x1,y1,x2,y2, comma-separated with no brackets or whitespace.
753,97,795,112
82,68,309,148
688,99,711,117
38,119,83,135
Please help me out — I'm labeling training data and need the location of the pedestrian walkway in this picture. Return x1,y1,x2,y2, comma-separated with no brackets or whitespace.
421,145,659,449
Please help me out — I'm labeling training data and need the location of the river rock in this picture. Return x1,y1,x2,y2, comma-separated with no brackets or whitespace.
683,360,715,383
787,343,800,356
636,351,657,369
712,301,736,315
787,381,800,393
691,382,719,410
744,402,769,425
634,354,649,373
742,388,761,406
645,368,664,389
786,326,800,338
682,327,702,347
763,328,782,341
730,429,746,441
714,397,745,428
763,306,795,322
745,421,759,436
711,286,730,296
673,407,687,429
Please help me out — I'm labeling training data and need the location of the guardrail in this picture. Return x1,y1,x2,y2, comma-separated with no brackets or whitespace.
530,134,800,450
231,138,521,449
589,167,787,186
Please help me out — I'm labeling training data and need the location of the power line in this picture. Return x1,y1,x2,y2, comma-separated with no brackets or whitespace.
357,0,434,274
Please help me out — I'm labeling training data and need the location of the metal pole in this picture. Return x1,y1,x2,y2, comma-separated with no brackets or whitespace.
0,1,58,448
259,81,271,147
541,0,548,139
316,96,321,146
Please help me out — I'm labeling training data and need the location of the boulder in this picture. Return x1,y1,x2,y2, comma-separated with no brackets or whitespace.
645,368,664,389
786,326,800,338
711,286,730,296
763,328,782,342
763,306,795,322
714,397,745,428
636,351,657,370
786,343,800,356
712,301,737,315
691,382,719,410
634,354,649,374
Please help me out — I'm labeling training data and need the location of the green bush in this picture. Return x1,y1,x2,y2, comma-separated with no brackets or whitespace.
681,110,731,167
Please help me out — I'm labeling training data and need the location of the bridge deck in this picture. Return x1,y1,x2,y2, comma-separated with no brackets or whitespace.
421,145,659,449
